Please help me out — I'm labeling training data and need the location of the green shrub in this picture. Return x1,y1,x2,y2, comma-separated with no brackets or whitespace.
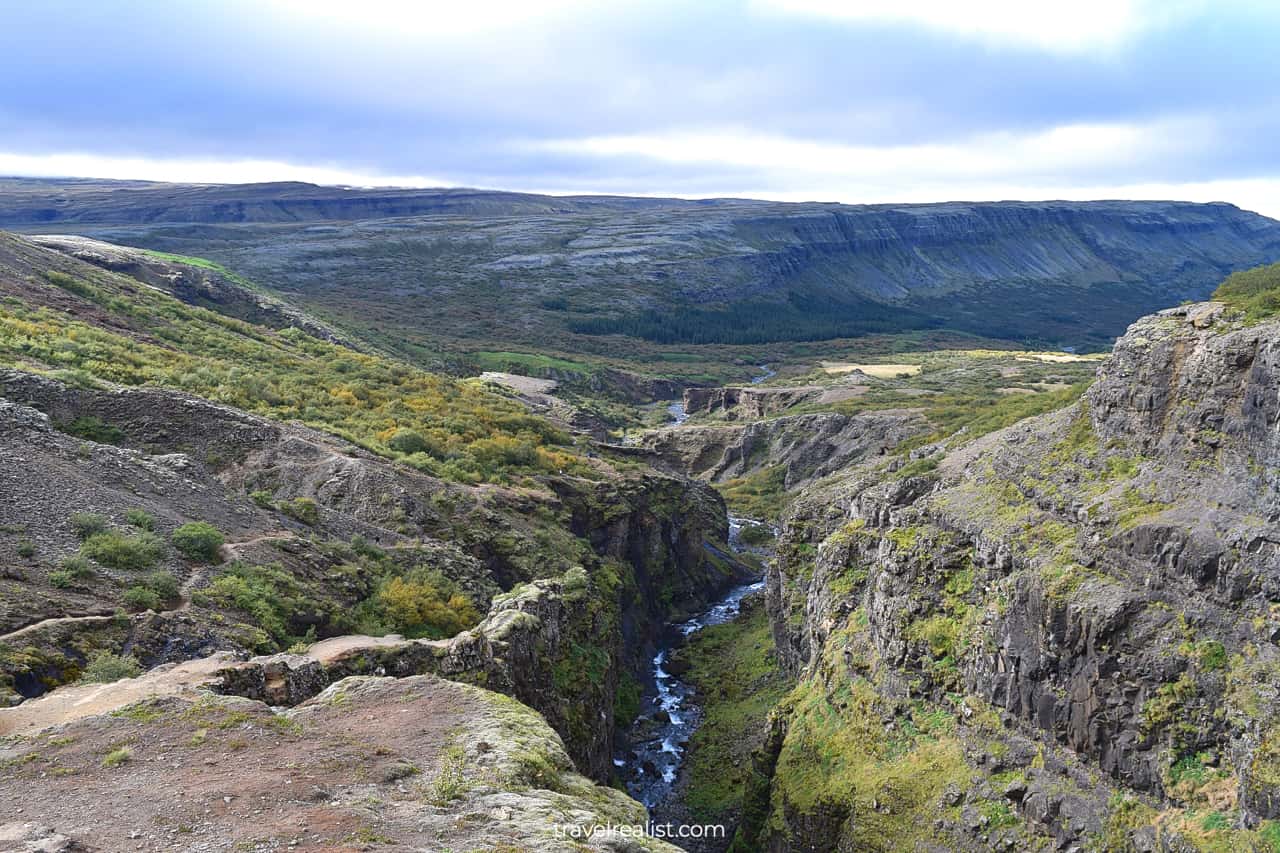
359,572,480,640
280,497,319,526
49,569,74,588
170,522,224,561
80,651,141,683
60,555,95,579
387,428,429,454
101,746,133,768
16,539,35,558
69,512,109,539
249,490,274,508
122,586,161,611
124,509,154,531
58,415,124,445
141,571,180,601
81,531,164,570
1213,262,1280,321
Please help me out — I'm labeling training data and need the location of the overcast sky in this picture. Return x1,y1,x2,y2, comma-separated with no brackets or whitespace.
2,0,1279,216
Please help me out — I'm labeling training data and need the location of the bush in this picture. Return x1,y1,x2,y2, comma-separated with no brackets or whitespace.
280,497,319,526
387,428,430,455
122,586,161,611
80,651,141,683
141,571,180,601
16,539,35,558
250,490,274,508
1213,262,1280,321
60,555,95,579
58,415,124,445
49,569,74,588
80,531,165,570
171,522,224,561
124,509,154,531
363,573,480,640
69,512,109,539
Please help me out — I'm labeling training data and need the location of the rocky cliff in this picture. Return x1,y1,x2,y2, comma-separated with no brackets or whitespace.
736,301,1280,851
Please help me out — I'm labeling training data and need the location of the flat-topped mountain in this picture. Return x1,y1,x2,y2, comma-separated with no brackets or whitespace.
7,179,1275,353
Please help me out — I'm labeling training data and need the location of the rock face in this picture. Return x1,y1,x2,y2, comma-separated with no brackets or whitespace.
0,673,681,852
682,386,822,421
640,408,927,489
737,302,1280,850
27,234,355,347
0,365,750,782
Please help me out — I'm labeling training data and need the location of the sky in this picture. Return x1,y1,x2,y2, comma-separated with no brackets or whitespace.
2,0,1280,216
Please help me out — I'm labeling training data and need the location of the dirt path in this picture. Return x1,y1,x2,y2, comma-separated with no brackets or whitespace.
0,653,236,736
0,612,117,644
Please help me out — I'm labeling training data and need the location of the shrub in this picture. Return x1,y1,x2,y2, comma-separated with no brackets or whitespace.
58,415,124,445
387,428,429,455
80,531,164,570
122,586,161,611
61,554,95,577
362,573,480,640
280,497,319,526
124,509,154,531
69,512,109,539
141,571,180,601
49,569,74,588
171,522,224,561
80,651,141,683
101,747,133,768
16,539,35,558
1213,262,1280,321
249,490,274,508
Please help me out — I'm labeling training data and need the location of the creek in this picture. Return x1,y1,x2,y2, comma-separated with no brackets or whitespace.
615,516,773,828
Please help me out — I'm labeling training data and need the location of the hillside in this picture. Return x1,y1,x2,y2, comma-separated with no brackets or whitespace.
8,186,1273,372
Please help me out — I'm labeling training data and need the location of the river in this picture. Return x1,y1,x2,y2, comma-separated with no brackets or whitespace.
615,516,774,833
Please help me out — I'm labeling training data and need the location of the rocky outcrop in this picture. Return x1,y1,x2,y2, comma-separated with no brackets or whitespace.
640,408,927,489
739,302,1280,850
682,386,822,421
27,234,355,347
0,673,681,851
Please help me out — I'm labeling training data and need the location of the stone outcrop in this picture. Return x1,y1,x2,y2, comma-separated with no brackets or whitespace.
737,302,1280,850
640,408,927,490
682,386,822,421
0,673,681,852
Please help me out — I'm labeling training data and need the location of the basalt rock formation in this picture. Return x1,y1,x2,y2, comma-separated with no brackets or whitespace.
735,301,1280,851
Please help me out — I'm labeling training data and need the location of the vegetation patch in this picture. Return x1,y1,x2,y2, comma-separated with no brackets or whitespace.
680,603,791,824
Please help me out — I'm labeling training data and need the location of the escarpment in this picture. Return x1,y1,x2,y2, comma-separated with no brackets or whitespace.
0,368,750,783
740,303,1280,851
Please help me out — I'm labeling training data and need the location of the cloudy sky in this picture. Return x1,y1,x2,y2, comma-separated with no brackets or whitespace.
2,0,1279,215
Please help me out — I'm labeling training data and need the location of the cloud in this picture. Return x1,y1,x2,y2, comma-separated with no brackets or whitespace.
0,151,446,189
750,0,1198,53
531,117,1221,187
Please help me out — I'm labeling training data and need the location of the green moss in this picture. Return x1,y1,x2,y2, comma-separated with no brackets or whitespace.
681,603,791,824
768,674,968,850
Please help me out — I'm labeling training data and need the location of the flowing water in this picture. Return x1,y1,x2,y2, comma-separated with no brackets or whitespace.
616,516,774,816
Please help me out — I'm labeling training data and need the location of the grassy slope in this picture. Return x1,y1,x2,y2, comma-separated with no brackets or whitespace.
678,602,791,824
0,233,584,484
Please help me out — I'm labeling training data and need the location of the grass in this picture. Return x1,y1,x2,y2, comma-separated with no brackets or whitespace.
1212,261,1280,322
717,465,791,523
3,245,587,485
680,604,791,823
101,746,133,768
